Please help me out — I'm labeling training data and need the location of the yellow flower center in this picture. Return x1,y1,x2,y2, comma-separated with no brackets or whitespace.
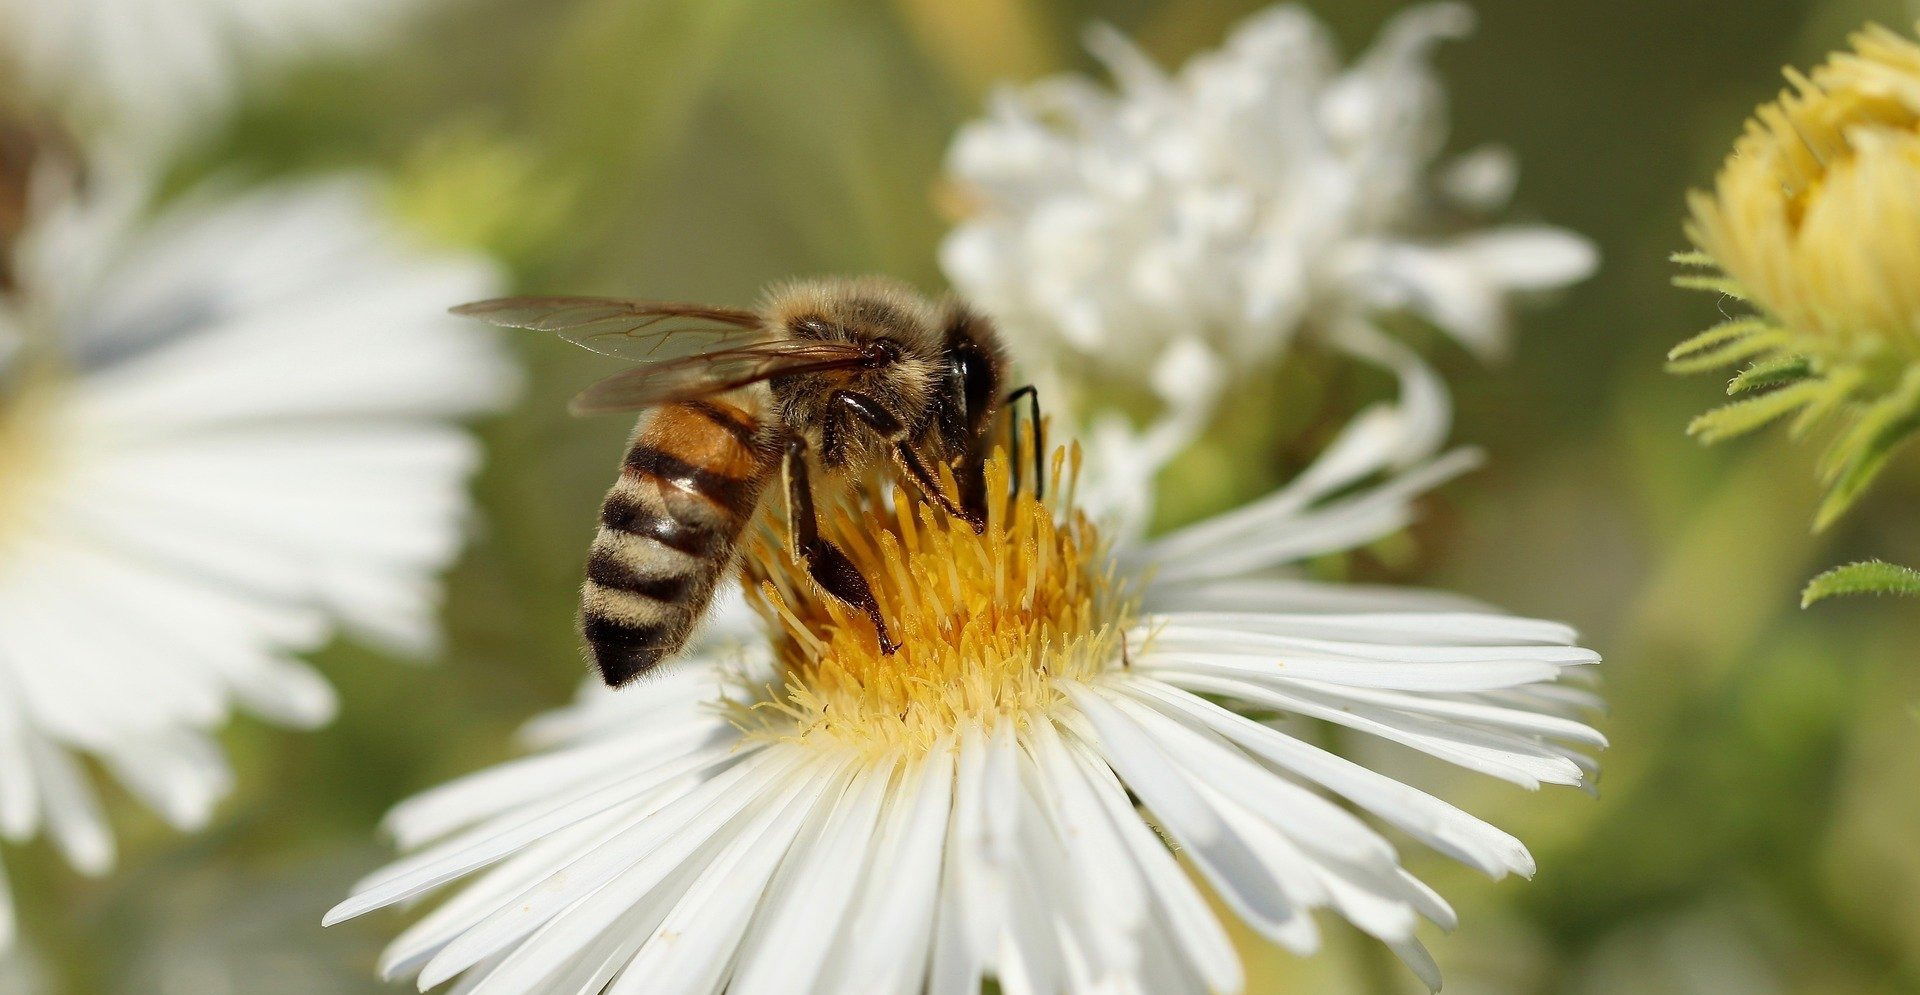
0,366,62,557
1689,22,1920,359
734,446,1133,756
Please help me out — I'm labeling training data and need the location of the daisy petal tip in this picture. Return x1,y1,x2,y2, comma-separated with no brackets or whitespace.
413,960,460,992
321,899,367,928
70,848,115,878
1278,930,1320,957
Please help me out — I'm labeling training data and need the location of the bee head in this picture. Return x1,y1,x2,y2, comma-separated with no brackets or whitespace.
762,277,950,466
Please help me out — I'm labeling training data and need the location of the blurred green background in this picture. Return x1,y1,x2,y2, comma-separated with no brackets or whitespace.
11,0,1920,991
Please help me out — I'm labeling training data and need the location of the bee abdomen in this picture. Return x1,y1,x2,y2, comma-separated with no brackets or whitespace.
581,399,773,687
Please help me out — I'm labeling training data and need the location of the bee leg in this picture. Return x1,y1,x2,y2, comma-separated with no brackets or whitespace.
896,442,981,532
783,435,898,654
955,451,990,532
829,390,983,532
1004,385,1043,499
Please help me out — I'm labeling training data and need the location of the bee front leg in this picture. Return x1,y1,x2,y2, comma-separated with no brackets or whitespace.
828,390,983,533
783,435,898,654
1004,384,1043,499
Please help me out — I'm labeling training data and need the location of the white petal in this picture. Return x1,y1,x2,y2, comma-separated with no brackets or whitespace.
729,753,894,995
606,756,854,995
478,863,698,995
0,167,512,931
1278,681,1606,748
327,743,744,924
1147,617,1588,655
1456,226,1600,291
927,725,1002,995
822,746,956,994
1143,577,1496,616
0,0,428,144
1439,144,1517,210
1139,448,1480,580
1389,936,1443,993
24,734,114,875
1123,678,1534,878
1063,686,1296,937
1022,721,1147,969
1189,781,1326,952
383,720,735,848
0,699,42,840
1142,649,1565,693
1060,727,1241,994
379,814,623,982
411,746,812,987
98,731,231,829
1101,687,1399,871
1155,670,1584,788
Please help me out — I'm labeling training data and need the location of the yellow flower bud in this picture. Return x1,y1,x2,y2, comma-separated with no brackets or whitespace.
1673,23,1920,528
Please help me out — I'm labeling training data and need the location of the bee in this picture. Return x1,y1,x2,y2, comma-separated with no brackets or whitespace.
455,277,1040,687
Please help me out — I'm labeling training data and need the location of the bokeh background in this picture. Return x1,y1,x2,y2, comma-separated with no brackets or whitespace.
7,0,1920,991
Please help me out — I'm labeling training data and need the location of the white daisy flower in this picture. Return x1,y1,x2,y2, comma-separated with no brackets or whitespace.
940,2,1596,403
0,161,515,951
327,398,1602,993
0,0,432,143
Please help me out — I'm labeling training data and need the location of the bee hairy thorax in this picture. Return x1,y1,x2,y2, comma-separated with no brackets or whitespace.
580,395,779,686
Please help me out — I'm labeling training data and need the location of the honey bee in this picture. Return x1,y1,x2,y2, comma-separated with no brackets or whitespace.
455,277,1040,687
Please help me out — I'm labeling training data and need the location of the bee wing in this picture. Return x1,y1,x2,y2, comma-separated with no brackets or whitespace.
569,341,871,415
450,296,763,362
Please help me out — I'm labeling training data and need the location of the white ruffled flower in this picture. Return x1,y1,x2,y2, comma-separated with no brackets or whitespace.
0,0,429,142
941,2,1595,406
0,164,516,951
328,394,1601,993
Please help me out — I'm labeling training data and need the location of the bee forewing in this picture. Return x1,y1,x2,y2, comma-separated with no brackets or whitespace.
569,341,870,415
450,296,764,362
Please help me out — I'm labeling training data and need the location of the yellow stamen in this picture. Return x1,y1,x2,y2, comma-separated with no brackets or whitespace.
1688,22,1920,360
731,445,1133,756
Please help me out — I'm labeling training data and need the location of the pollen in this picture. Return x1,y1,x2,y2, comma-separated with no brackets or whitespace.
733,445,1134,755
1687,22,1920,359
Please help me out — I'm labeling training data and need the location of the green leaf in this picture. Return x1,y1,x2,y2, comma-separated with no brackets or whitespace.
1668,327,1789,374
1788,364,1864,439
1685,378,1834,443
1667,319,1762,361
1727,355,1811,394
1802,560,1920,606
1812,371,1920,529
1672,273,1748,299
1666,318,1780,373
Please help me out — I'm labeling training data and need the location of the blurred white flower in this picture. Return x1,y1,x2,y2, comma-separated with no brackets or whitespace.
328,397,1601,994
941,2,1595,408
0,163,516,951
0,0,429,143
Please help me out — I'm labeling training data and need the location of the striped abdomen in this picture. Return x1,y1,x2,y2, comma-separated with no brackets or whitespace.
581,398,774,686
